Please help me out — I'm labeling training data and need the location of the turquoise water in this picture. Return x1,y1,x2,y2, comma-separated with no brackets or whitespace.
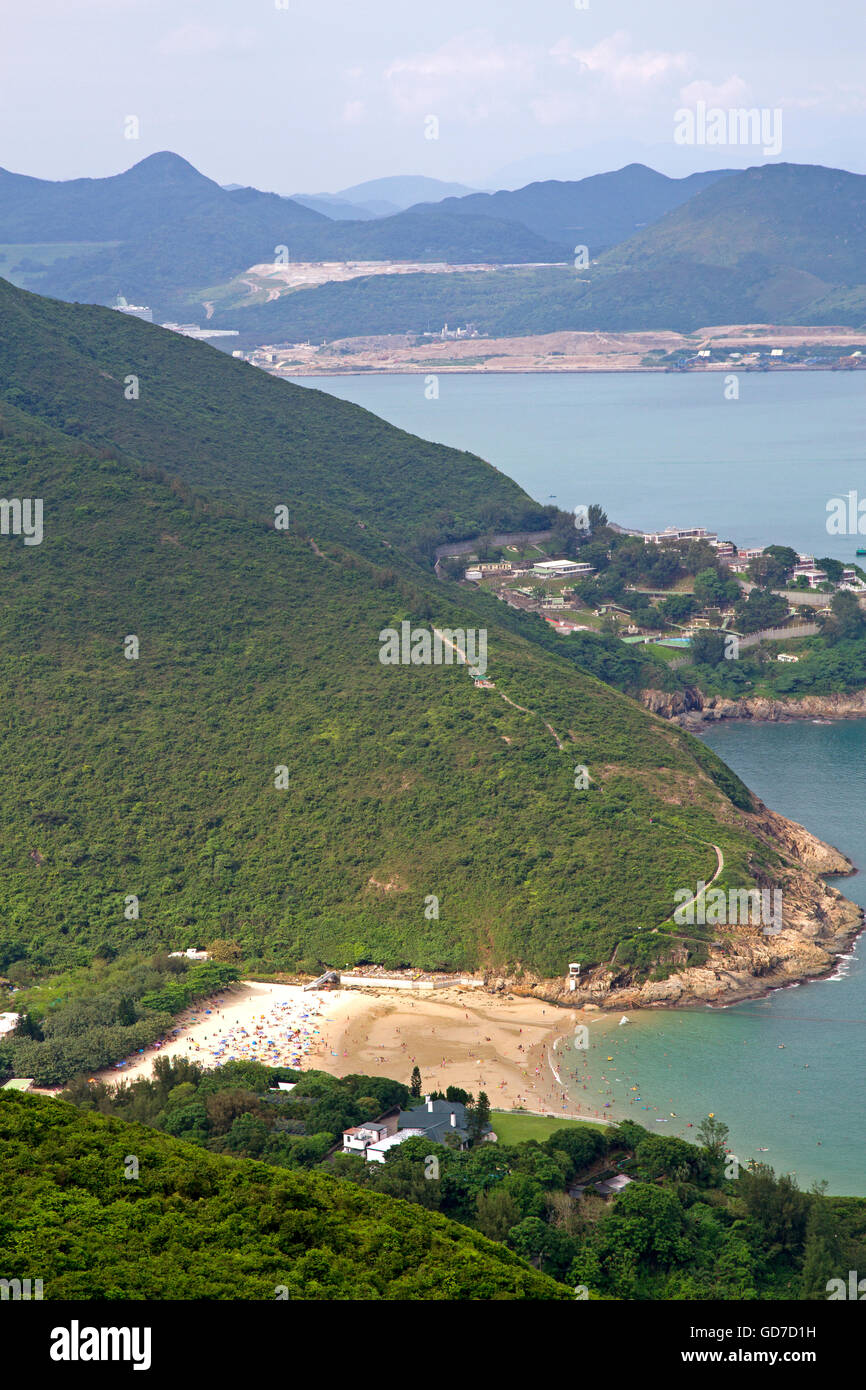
295,371,866,563
560,721,866,1195
301,372,866,1192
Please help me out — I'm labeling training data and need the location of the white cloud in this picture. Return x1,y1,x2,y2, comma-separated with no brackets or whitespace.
550,31,692,88
384,31,536,118
383,29,699,133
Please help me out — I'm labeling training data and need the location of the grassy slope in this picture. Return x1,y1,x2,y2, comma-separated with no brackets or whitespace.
0,1092,564,1299
0,278,542,543
0,279,778,979
491,1112,608,1144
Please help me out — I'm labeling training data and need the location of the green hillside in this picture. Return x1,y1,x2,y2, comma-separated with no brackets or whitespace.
0,278,793,983
491,163,866,334
0,1092,564,1299
219,265,573,344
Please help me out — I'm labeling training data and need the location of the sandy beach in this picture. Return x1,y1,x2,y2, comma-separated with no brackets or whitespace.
88,979,617,1121
90,981,348,1087
302,985,617,1122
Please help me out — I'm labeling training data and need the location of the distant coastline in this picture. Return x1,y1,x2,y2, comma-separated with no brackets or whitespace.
244,324,866,379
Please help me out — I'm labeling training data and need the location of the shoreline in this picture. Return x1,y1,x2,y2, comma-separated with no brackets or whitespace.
643,686,866,729
70,916,862,1137
79,979,611,1126
281,363,864,379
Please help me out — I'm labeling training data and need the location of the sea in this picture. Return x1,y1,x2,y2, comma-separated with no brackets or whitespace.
298,370,866,1194
293,370,866,563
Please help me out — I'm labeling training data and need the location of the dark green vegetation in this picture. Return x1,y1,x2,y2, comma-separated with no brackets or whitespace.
494,163,866,335
407,164,733,254
61,1056,413,1165
52,1065,866,1300
590,162,866,331
681,591,866,701
0,277,810,995
0,954,238,1086
0,153,564,316
1,1091,563,1299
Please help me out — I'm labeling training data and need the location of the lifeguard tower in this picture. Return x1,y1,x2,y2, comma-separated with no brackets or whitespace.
568,962,581,992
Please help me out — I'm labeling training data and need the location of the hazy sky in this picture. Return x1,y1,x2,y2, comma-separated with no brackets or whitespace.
3,0,866,191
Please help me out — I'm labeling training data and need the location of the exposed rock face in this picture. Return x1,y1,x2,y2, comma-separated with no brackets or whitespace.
642,686,866,728
489,799,862,1011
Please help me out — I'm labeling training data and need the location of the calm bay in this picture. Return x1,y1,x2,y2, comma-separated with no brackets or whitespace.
302,370,866,1193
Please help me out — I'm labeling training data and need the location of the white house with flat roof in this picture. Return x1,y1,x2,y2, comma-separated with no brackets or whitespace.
643,527,717,546
531,559,595,578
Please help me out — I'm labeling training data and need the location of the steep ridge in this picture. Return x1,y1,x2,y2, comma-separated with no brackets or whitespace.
0,278,854,996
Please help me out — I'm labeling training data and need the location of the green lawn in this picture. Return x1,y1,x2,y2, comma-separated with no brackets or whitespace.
491,1111,608,1145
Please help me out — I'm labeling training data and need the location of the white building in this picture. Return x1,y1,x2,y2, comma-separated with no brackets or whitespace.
342,1118,397,1157
111,302,153,323
796,569,829,589
531,559,595,578
160,323,239,340
643,527,717,546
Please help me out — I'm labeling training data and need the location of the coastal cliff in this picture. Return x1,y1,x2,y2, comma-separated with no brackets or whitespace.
642,685,866,728
487,800,862,1011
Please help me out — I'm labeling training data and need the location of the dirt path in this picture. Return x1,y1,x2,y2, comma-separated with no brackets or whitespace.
651,840,725,939
434,629,567,749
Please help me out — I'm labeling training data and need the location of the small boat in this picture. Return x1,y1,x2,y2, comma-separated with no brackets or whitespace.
857,549,866,556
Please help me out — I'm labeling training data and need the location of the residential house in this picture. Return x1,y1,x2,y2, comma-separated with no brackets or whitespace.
342,1110,400,1157
796,568,829,590
397,1096,492,1148
365,1129,426,1163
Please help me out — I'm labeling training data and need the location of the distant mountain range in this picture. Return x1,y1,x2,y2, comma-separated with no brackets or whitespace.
407,164,733,254
0,153,563,315
292,177,479,221
4,153,866,337
222,162,866,340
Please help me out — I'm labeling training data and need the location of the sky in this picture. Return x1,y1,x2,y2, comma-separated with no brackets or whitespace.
2,0,866,193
